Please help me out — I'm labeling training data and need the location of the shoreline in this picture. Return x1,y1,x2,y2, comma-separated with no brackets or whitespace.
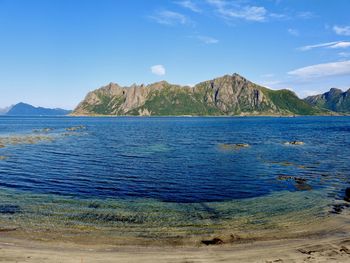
1,213,350,262
69,113,347,117
1,113,349,117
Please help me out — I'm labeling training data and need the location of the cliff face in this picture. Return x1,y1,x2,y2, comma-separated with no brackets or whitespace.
304,88,350,113
72,73,323,116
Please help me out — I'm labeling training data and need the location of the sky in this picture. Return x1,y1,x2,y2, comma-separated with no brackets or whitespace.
0,0,350,109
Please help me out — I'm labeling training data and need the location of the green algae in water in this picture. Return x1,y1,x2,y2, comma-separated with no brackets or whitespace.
0,186,331,244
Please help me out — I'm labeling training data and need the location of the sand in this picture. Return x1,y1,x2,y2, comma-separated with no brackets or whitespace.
2,213,350,262
0,206,350,263
1,235,350,262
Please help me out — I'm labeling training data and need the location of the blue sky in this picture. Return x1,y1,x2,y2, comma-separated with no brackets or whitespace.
0,0,350,109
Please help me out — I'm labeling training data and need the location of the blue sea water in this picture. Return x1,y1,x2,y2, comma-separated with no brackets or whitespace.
0,116,349,242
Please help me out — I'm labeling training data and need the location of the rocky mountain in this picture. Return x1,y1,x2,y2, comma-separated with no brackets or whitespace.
72,73,325,116
304,88,350,113
6,102,71,116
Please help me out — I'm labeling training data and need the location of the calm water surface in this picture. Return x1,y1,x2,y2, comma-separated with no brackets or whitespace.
0,116,349,243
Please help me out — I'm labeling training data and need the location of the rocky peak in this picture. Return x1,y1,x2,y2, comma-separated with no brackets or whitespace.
323,88,343,101
100,82,124,96
232,73,247,81
304,88,350,113
328,88,342,95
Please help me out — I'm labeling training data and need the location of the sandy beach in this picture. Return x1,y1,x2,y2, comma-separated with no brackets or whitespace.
1,232,350,262
2,213,350,263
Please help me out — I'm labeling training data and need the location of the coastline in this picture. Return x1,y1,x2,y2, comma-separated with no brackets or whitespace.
1,115,350,262
1,213,350,262
68,113,347,117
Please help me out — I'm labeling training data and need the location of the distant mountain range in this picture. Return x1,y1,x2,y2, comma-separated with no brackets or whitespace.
72,73,328,116
0,102,71,116
304,88,350,113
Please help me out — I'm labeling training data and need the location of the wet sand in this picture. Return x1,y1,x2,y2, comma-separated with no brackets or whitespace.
2,213,350,262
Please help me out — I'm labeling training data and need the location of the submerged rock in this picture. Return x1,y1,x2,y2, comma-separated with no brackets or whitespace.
344,187,350,202
71,212,144,224
284,141,304,145
266,161,308,169
219,143,250,150
331,203,350,214
33,128,53,133
65,125,86,131
277,175,312,191
0,156,7,160
294,182,312,191
0,204,21,214
201,237,224,245
0,144,5,148
0,135,54,146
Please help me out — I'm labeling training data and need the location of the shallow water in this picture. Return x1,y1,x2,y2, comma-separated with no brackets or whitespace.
0,116,349,243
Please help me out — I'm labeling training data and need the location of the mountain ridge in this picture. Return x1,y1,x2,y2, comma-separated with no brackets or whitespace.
72,73,327,116
6,102,71,116
0,105,13,115
304,88,350,113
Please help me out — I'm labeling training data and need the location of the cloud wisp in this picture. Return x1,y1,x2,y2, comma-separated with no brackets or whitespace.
288,60,350,79
333,25,350,36
194,35,219,44
288,28,299,36
297,11,315,19
176,1,201,13
206,0,267,22
151,65,166,76
150,10,189,26
339,52,350,58
298,41,350,51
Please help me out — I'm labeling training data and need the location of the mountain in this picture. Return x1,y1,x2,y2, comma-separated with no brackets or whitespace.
6,102,71,116
0,105,13,115
304,88,350,113
72,73,325,116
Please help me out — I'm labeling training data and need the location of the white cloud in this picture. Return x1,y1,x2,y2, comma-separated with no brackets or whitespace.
269,13,288,20
224,6,267,22
195,35,219,44
339,52,350,58
298,41,350,51
288,60,350,79
176,1,201,13
151,65,166,76
329,42,350,49
333,25,350,36
288,28,299,36
207,0,267,22
150,10,188,26
297,11,314,19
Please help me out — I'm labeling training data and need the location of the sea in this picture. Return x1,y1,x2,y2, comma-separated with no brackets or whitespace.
0,116,349,244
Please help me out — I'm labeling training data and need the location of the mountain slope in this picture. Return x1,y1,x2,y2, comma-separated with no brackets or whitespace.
6,103,71,116
304,88,350,113
0,106,13,115
72,73,325,116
